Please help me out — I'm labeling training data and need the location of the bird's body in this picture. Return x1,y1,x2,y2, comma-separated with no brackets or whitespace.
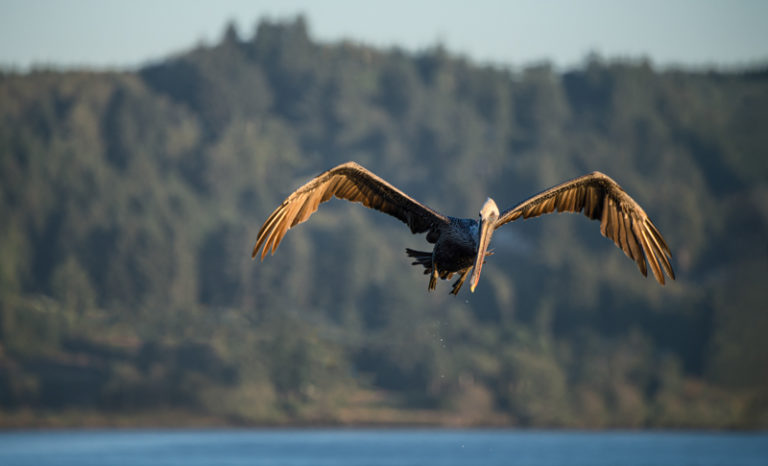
253,162,674,294
405,216,483,294
429,217,479,273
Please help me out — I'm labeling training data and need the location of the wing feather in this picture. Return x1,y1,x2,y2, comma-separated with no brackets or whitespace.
630,221,649,277
496,171,674,284
625,216,645,274
253,162,449,260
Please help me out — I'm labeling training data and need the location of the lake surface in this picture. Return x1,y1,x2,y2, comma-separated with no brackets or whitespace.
0,429,766,466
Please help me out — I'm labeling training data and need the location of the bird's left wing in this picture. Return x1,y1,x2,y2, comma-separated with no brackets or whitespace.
253,162,450,260
495,172,675,284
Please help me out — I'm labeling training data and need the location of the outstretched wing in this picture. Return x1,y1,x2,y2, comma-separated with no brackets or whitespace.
253,162,450,260
496,172,675,284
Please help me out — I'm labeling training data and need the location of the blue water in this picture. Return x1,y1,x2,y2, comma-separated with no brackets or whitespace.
0,429,766,466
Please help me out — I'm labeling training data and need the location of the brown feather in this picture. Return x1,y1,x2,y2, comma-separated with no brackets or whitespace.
630,221,649,277
617,212,630,258
639,226,665,284
623,213,644,271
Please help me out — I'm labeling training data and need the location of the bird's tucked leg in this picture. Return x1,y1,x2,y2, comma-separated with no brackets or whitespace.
450,268,472,295
429,267,439,291
405,248,440,292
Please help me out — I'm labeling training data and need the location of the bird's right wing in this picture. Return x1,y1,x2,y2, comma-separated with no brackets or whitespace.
253,162,450,260
495,172,674,284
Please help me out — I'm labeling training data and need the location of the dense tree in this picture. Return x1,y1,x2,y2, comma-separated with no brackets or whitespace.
0,19,766,428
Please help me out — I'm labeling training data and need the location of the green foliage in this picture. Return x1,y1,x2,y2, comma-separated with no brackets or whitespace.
0,19,766,428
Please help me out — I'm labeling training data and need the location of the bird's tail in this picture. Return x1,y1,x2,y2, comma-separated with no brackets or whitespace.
406,248,464,293
405,248,432,274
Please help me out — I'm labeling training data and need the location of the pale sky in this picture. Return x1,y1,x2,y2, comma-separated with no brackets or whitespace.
1,0,767,70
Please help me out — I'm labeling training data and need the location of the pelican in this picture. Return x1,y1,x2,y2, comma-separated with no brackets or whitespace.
253,162,674,294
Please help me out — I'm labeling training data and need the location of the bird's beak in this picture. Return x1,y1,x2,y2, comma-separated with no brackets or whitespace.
470,215,496,293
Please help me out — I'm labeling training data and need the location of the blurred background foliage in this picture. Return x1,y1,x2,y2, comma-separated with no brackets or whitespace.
0,17,766,428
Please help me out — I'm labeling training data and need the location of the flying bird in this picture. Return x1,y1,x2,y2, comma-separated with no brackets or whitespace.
252,162,674,294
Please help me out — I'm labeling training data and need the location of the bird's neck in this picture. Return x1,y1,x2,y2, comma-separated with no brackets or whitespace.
469,221,480,244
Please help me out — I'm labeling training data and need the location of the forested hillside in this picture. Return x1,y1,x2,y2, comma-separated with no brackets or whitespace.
1,18,766,428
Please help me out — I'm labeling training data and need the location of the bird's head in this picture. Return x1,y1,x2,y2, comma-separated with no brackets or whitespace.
479,197,500,222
